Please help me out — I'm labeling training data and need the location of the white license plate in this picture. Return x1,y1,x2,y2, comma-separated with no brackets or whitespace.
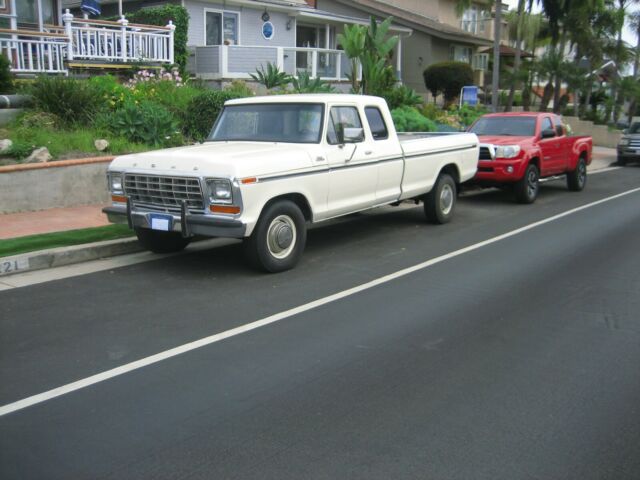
150,214,172,231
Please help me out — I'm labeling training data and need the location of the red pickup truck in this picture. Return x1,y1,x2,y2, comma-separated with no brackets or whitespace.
468,112,593,203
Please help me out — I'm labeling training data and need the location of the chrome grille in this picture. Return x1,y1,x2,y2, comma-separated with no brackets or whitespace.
479,146,493,160
629,139,640,148
124,174,205,213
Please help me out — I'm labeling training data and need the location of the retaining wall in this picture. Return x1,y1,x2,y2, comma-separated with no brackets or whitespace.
562,116,621,148
0,157,114,214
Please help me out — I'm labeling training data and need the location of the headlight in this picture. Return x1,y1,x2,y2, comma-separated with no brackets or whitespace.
207,178,233,204
110,173,123,194
495,145,521,159
619,137,629,146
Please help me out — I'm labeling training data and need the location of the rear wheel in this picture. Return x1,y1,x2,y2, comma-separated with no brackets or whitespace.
514,163,539,204
567,156,587,191
424,173,456,224
243,200,307,273
135,228,191,253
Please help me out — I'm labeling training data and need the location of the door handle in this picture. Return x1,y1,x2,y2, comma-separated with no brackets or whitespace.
364,150,373,155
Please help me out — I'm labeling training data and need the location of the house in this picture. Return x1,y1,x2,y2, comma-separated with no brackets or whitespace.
317,0,503,96
1,0,175,75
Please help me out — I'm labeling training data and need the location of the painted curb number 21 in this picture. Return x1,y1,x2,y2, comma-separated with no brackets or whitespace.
0,258,29,275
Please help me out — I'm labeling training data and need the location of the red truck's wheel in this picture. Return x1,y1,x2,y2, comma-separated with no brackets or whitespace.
515,164,539,204
424,173,456,224
567,157,587,191
135,228,191,253
244,200,307,273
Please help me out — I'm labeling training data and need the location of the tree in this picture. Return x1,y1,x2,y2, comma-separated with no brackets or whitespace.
423,62,474,106
337,24,366,92
337,17,398,95
504,0,527,111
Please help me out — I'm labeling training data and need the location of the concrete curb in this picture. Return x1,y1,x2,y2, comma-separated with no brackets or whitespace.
0,237,143,277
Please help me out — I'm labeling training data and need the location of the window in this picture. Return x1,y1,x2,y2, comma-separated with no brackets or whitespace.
469,117,537,136
472,53,489,71
17,0,55,25
205,10,239,46
327,106,363,145
209,103,324,144
365,107,388,140
450,45,472,64
461,6,488,35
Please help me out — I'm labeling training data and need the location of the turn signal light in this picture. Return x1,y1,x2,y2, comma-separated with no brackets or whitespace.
241,177,257,184
111,195,127,203
210,205,241,214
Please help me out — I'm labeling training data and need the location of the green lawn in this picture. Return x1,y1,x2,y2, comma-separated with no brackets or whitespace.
0,224,135,258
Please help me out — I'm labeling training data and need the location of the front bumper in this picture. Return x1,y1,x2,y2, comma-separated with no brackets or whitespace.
473,159,524,184
617,147,640,161
103,203,247,239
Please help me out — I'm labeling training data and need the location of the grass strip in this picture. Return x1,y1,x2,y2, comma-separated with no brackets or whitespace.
0,224,134,258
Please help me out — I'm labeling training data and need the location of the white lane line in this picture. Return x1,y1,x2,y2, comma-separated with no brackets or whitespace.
589,166,621,174
1,186,640,418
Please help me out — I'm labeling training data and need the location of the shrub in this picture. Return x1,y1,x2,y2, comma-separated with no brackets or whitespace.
109,101,178,146
0,55,13,93
384,85,424,110
88,74,132,111
125,5,190,74
391,106,436,132
291,72,335,93
182,90,245,141
3,140,35,160
30,76,103,126
454,104,487,127
17,111,59,130
423,62,474,106
250,63,290,90
421,103,446,122
223,79,255,97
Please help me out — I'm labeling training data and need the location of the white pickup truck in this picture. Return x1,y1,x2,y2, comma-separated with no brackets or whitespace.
104,94,479,272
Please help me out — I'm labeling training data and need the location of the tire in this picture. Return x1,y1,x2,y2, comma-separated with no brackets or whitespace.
567,156,587,191
514,163,539,204
135,228,191,253
424,173,456,224
617,155,627,166
243,200,307,273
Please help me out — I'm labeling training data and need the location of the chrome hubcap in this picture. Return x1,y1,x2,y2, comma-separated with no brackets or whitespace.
440,184,454,215
267,215,296,259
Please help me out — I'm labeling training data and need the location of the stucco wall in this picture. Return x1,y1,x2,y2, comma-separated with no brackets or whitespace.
184,0,296,47
1,162,111,214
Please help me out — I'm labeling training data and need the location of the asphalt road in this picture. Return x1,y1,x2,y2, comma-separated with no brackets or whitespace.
2,166,640,479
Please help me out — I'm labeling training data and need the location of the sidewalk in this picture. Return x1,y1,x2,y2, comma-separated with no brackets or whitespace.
0,147,620,242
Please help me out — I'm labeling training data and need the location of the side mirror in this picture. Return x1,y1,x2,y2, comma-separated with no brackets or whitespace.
541,128,556,139
342,127,364,143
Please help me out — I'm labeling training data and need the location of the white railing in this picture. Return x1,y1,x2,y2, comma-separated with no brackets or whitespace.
0,30,68,74
195,45,357,81
62,11,175,64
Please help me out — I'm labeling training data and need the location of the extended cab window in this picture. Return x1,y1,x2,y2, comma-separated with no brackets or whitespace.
327,106,363,145
365,107,389,140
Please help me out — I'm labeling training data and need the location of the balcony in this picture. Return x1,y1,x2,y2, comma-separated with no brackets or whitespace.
0,10,175,75
194,45,357,82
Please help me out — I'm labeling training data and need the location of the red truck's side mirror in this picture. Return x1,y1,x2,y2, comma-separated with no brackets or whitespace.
541,128,556,139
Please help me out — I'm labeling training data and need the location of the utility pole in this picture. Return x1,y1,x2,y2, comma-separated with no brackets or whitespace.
492,0,502,111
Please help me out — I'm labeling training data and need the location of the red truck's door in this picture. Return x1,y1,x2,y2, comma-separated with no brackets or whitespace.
538,116,563,176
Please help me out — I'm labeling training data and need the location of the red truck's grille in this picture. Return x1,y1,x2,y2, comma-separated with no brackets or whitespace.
479,146,493,160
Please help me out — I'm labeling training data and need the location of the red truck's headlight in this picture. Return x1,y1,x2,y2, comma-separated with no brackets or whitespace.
495,145,521,159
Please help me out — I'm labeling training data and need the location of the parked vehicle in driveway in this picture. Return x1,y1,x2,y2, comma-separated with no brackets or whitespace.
468,112,593,203
617,122,640,165
103,94,479,272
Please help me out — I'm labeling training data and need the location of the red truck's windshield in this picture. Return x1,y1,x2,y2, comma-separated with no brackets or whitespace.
470,117,537,136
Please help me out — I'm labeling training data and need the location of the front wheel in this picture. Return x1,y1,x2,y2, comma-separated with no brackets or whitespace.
424,173,456,224
135,228,191,253
243,200,307,273
567,156,587,191
514,163,539,204
617,155,627,166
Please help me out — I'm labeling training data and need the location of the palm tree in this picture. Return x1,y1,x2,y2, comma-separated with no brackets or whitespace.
337,24,366,93
504,0,527,111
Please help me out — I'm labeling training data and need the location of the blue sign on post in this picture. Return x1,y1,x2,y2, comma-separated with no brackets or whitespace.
460,86,478,107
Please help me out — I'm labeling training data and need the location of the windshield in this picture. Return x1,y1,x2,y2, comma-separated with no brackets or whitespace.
209,103,324,143
470,117,537,136
629,122,640,134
